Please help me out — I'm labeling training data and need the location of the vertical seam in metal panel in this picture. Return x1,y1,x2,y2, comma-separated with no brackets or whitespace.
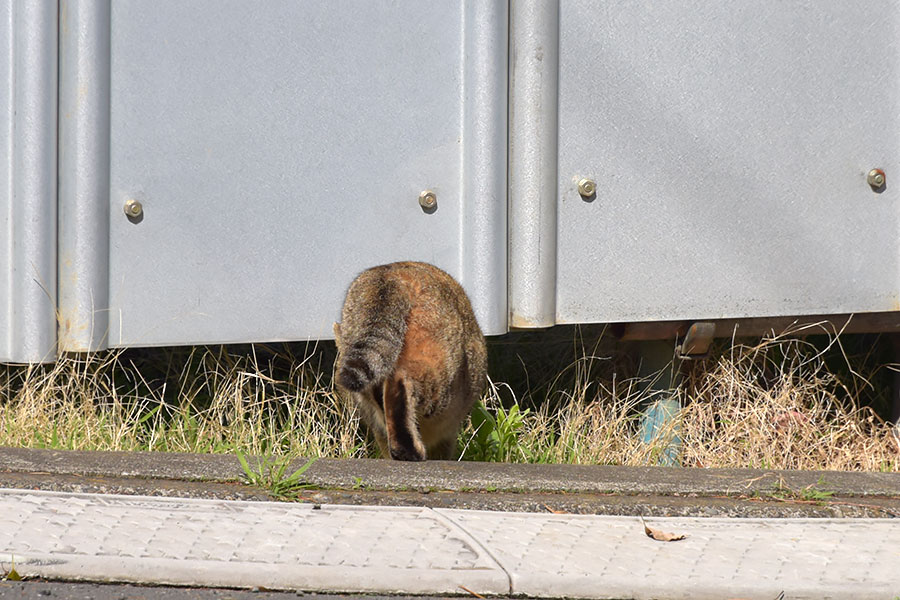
3,0,14,357
57,0,111,353
459,0,509,335
54,0,61,353
507,0,559,328
458,1,467,283
9,0,58,362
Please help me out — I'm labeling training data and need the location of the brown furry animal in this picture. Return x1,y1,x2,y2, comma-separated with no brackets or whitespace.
333,261,487,461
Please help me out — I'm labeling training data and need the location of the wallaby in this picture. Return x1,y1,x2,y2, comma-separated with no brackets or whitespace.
333,261,487,461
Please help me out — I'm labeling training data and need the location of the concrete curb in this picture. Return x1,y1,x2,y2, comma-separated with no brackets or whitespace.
3,447,899,497
3,488,898,599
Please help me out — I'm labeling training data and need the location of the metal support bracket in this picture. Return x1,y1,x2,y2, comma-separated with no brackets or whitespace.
676,322,716,360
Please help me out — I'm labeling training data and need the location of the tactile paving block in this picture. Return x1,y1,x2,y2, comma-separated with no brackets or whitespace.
439,509,900,599
0,489,507,595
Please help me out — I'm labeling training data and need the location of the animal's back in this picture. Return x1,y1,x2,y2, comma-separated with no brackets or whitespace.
334,261,486,460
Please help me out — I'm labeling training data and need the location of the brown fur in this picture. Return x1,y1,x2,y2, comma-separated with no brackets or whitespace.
333,262,487,461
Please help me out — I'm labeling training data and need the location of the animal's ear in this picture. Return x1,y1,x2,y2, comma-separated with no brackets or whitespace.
332,322,342,344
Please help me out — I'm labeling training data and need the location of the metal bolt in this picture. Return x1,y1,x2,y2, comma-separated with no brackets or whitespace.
124,199,143,218
418,190,437,210
577,178,596,198
867,168,886,188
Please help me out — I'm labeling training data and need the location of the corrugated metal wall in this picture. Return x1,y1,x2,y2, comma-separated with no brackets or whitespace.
2,0,58,363
3,0,899,363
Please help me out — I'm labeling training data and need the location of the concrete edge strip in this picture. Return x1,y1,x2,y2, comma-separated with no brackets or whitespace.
0,486,251,508
432,509,900,599
4,489,900,598
430,507,514,595
12,556,508,596
1,488,511,596
2,448,899,497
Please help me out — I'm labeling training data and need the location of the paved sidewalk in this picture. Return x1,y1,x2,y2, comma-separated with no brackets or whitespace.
3,488,898,599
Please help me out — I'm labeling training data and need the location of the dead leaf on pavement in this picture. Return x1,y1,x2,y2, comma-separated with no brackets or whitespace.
640,516,686,542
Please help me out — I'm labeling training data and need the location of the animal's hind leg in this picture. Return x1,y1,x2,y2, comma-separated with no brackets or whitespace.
356,385,390,458
383,375,426,461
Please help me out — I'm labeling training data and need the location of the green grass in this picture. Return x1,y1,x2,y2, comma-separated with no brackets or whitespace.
762,476,835,504
236,452,317,500
462,382,531,462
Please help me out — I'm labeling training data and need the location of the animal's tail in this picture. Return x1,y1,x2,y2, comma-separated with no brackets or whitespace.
336,278,410,392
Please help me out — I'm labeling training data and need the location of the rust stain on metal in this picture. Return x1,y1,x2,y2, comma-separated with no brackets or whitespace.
510,312,555,329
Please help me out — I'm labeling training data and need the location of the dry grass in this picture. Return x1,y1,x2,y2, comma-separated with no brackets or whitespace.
485,329,899,471
1,328,898,471
679,332,900,471
0,345,367,458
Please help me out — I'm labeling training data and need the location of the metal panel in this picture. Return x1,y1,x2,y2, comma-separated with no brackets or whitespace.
460,0,509,336
554,1,900,324
58,0,111,352
0,0,58,363
104,0,507,347
508,0,560,328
